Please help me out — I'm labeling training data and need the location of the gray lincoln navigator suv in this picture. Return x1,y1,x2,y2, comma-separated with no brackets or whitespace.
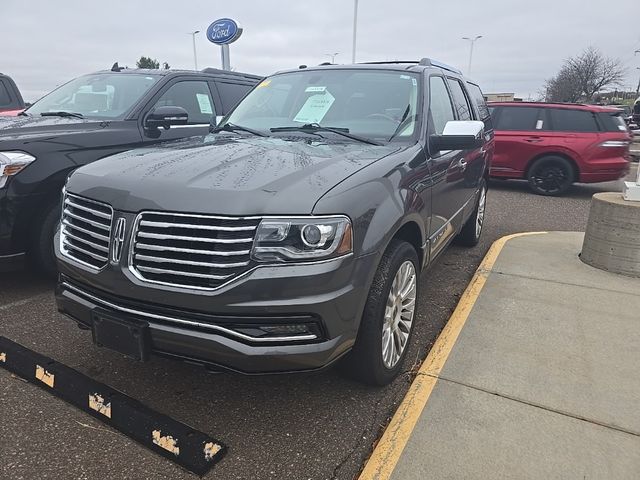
55,59,494,385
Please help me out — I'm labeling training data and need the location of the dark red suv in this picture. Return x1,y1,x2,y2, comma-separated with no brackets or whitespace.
489,102,631,195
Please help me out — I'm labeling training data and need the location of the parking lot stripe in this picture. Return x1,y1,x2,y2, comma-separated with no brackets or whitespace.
0,336,227,476
358,232,547,480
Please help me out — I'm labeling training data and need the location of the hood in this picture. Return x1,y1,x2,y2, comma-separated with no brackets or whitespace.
0,115,109,141
67,134,403,215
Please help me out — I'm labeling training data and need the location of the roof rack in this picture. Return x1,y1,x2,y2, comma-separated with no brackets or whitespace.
200,68,263,80
419,58,463,75
360,60,420,65
359,58,463,75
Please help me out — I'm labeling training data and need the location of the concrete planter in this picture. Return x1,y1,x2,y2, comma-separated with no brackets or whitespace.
581,192,640,277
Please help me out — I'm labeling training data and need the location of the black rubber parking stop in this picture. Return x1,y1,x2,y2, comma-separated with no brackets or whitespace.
0,336,226,476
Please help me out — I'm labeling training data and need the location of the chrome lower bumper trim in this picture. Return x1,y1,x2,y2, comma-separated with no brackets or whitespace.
61,281,318,344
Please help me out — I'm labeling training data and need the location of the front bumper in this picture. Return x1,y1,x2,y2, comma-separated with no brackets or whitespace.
55,248,378,373
0,188,48,263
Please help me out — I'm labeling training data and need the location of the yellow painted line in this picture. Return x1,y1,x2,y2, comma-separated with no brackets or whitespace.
359,232,547,480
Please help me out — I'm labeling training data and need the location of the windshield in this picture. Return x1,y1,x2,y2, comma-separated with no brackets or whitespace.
26,73,160,119
222,69,421,143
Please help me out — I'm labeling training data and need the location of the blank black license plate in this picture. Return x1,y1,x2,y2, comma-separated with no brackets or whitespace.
91,311,150,361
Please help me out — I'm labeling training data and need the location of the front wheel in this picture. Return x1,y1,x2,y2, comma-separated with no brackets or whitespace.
527,156,574,196
342,240,419,386
29,203,60,278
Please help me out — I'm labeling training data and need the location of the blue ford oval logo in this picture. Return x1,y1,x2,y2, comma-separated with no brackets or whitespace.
206,18,243,45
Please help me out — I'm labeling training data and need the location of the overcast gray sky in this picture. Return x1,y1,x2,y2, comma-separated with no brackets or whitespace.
2,0,640,102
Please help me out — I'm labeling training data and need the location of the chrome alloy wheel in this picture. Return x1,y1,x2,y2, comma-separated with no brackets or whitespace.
475,186,486,238
382,260,417,369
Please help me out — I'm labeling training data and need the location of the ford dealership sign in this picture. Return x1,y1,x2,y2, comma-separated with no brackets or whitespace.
206,18,242,45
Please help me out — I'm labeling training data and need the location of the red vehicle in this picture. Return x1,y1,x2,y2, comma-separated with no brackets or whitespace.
488,102,631,195
0,73,25,116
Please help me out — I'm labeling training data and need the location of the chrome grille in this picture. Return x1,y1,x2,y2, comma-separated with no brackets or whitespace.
130,212,261,289
60,193,113,270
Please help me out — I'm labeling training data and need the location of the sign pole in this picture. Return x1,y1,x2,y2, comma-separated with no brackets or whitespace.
221,44,231,71
351,0,358,63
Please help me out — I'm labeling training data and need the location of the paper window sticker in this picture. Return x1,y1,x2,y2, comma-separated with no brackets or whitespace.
293,91,336,124
196,94,213,114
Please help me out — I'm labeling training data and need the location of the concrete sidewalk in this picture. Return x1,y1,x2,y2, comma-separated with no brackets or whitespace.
362,232,640,480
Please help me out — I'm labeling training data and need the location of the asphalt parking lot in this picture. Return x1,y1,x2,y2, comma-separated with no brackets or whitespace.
0,164,637,480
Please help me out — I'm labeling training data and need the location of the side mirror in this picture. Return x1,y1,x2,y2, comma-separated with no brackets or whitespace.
145,106,189,130
430,120,484,151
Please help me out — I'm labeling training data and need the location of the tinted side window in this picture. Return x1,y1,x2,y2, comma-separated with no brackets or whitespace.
429,76,455,134
495,106,540,131
216,81,254,113
467,83,490,119
597,113,628,132
549,108,599,132
0,81,11,106
152,81,214,124
446,78,472,120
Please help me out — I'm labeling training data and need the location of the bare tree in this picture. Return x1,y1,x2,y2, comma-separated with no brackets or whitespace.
569,47,626,100
544,65,582,103
544,47,626,102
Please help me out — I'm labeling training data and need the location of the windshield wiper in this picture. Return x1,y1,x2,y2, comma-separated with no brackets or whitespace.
211,122,265,137
41,111,84,119
270,123,381,146
387,105,415,142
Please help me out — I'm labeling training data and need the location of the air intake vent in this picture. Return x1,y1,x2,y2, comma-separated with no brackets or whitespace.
130,212,260,289
60,193,113,270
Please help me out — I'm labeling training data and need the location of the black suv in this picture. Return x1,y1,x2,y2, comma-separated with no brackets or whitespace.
0,73,25,115
55,59,493,385
0,67,261,273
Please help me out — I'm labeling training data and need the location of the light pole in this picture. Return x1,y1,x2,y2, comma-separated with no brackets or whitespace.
188,30,200,70
462,35,483,75
352,0,359,63
635,50,640,96
325,52,340,63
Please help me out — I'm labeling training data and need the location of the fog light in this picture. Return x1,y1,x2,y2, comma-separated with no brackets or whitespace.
231,322,322,341
260,324,311,335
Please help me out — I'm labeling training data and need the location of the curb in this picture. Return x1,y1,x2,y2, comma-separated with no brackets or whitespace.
358,232,547,480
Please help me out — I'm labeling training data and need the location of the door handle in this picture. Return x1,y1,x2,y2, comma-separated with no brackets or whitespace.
524,137,543,143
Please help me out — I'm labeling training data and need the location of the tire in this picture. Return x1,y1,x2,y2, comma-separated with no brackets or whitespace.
29,202,61,278
342,240,419,386
527,156,574,196
456,182,487,247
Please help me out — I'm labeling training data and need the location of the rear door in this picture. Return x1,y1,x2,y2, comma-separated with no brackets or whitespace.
543,108,601,161
491,105,544,177
140,78,216,142
446,77,487,203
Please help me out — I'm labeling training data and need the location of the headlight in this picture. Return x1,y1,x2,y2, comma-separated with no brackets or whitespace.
252,216,353,262
0,151,36,188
